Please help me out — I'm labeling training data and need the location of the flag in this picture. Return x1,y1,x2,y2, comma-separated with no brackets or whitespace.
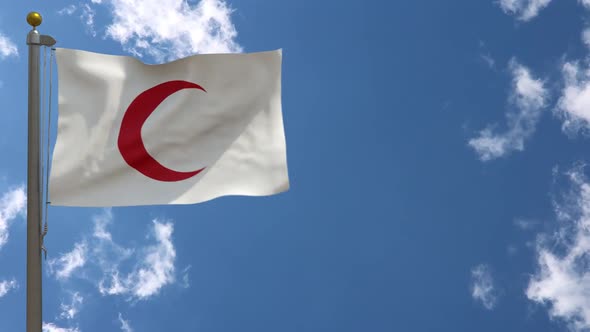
49,48,288,206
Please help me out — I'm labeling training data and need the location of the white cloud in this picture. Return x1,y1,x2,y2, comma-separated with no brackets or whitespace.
526,166,590,331
88,0,242,61
0,279,17,297
93,208,113,241
0,186,26,251
133,221,175,298
49,210,179,301
0,33,18,59
42,323,80,332
511,63,548,110
470,264,498,310
90,210,134,295
580,0,590,9
48,242,88,280
469,60,548,161
59,292,83,320
57,4,97,37
58,5,77,16
468,129,510,161
556,62,590,135
80,4,97,37
48,209,131,283
498,0,552,21
91,210,134,273
98,271,127,296
99,220,176,300
118,312,133,332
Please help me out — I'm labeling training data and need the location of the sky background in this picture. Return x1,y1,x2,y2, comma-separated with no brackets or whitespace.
2,0,590,331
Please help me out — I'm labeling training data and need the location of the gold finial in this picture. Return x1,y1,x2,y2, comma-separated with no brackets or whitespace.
26,12,42,28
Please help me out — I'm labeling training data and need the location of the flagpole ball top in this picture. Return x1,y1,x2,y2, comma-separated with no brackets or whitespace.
26,12,42,28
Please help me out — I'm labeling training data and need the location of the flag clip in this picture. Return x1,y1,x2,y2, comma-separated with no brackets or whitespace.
40,221,48,260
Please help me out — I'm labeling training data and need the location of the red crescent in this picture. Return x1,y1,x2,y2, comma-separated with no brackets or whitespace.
118,80,206,182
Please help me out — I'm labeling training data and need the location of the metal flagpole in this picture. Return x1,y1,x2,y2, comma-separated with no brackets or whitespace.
26,12,55,332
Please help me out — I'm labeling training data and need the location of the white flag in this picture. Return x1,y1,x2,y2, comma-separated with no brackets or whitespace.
49,48,288,206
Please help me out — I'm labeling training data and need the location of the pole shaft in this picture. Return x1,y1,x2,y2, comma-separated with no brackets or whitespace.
26,28,42,332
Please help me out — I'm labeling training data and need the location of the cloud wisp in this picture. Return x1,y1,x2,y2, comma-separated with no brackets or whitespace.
98,220,176,300
0,186,26,251
582,29,590,50
470,264,498,310
47,242,88,281
57,4,97,36
498,0,553,21
0,33,18,59
0,279,17,298
469,60,548,161
514,218,540,230
118,312,134,332
49,209,178,301
42,322,80,332
527,166,590,331
480,54,496,70
59,292,84,321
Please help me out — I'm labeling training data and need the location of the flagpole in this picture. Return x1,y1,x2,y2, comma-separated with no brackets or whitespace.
26,12,55,332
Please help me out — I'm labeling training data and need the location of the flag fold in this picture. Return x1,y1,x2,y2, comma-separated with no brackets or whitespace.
49,48,288,206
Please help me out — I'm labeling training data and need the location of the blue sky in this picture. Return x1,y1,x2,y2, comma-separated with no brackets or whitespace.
3,0,590,331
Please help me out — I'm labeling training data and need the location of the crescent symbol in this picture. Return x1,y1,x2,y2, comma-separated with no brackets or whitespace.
118,80,207,182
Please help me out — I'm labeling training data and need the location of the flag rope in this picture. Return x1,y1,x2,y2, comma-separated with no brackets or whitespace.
40,46,45,210
40,47,53,260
